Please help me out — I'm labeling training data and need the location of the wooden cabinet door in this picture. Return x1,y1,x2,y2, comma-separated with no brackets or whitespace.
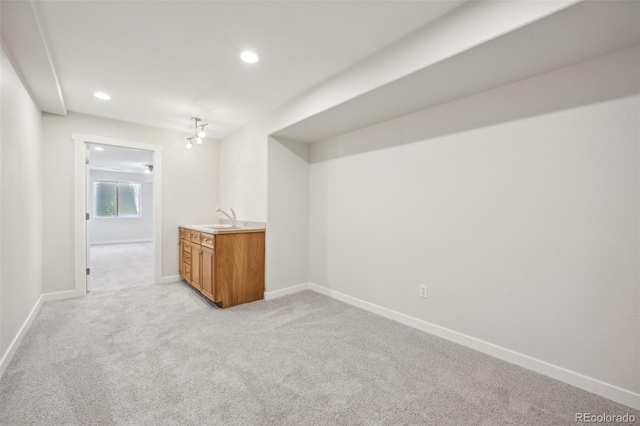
191,244,202,290
215,232,265,308
201,246,216,302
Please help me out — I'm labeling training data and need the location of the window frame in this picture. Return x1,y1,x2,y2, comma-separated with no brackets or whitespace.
92,179,143,219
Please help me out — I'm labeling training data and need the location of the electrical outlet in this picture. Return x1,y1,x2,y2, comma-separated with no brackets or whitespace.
419,285,428,299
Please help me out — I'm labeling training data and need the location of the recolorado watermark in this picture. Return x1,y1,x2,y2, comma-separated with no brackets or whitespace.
575,412,636,423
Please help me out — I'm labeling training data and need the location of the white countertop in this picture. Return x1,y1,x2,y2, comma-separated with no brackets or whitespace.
179,221,266,235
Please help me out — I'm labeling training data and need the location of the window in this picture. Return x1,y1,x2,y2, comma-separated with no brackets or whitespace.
94,181,141,218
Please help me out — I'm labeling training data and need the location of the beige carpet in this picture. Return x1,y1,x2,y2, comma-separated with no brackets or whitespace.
0,284,637,425
89,242,154,293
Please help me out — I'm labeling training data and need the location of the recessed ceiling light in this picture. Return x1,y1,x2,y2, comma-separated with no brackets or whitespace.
94,92,111,100
94,146,104,151
240,51,259,64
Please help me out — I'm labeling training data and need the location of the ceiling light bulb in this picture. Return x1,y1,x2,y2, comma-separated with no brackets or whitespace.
240,51,259,64
198,129,206,138
196,137,203,144
94,147,104,151
186,142,193,149
94,92,111,100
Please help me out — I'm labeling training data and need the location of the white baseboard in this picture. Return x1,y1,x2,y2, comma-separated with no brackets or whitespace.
264,282,310,300
0,294,43,379
90,239,153,246
42,290,82,302
306,283,640,411
160,275,181,284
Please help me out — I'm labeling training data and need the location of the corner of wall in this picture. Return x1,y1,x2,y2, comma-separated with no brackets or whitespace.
265,136,310,293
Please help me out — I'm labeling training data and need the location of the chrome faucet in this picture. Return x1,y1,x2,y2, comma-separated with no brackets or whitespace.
215,207,236,227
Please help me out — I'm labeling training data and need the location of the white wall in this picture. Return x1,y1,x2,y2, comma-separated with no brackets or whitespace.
266,137,309,292
88,170,153,244
42,112,220,293
0,44,43,362
309,48,640,395
219,124,268,221
218,0,582,294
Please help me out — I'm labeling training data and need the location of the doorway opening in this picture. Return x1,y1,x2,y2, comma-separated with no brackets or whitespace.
86,143,154,292
72,133,164,297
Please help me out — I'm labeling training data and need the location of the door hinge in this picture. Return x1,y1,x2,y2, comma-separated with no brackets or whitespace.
86,268,90,276
86,213,90,220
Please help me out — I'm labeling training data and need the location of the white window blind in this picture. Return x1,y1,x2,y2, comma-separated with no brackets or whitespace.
94,181,141,218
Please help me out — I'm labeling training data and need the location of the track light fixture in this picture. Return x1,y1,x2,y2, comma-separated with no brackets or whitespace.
186,117,208,149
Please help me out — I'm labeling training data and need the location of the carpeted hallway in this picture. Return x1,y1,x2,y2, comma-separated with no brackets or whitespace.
0,283,637,425
89,242,154,293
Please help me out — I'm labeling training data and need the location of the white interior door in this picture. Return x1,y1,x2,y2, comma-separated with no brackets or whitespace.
72,133,164,296
85,146,91,292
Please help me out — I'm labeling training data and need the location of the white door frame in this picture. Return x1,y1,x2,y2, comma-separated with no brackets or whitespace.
72,133,164,296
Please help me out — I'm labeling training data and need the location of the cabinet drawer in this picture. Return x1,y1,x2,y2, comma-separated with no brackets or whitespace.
201,233,214,249
184,263,191,281
184,229,192,241
190,231,202,244
184,250,192,265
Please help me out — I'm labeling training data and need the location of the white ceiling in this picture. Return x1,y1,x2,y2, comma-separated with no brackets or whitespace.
0,1,66,114
273,0,640,143
19,1,463,138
